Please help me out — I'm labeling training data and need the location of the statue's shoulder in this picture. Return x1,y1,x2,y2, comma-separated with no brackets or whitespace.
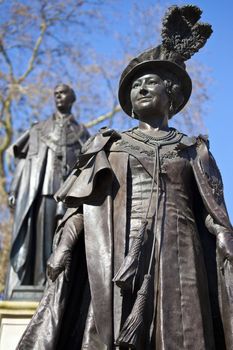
81,127,121,155
27,120,39,131
196,134,210,149
195,134,219,168
175,132,209,153
193,134,212,159
191,134,226,207
29,118,49,133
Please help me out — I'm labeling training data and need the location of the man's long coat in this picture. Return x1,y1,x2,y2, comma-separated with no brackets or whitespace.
5,116,89,298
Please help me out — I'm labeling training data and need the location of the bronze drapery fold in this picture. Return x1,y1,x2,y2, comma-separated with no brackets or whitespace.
17,130,233,349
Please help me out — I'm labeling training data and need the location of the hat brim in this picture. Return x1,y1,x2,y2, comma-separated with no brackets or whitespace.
118,60,192,118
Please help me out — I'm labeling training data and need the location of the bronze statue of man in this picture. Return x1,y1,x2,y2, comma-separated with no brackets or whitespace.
17,6,233,350
5,84,90,300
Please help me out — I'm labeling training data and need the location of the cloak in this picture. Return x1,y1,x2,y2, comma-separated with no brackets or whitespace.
17,128,233,350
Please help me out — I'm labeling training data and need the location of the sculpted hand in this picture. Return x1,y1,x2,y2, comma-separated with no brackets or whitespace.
8,192,16,209
47,247,72,282
217,232,233,265
47,212,84,282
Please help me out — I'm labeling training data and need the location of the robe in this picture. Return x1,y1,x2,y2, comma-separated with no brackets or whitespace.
17,128,233,349
5,116,90,299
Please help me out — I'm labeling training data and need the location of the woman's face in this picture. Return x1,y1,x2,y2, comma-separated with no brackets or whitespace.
130,73,169,120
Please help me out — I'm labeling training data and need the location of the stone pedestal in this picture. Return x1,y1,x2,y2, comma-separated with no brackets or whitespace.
0,301,38,350
11,286,44,301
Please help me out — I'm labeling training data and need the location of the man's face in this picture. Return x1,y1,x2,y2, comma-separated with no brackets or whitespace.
130,73,169,119
54,85,74,112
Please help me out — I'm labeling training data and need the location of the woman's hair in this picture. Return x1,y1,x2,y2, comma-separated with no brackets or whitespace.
159,70,185,118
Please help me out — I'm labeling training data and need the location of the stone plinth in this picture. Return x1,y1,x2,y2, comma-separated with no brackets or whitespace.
0,301,38,350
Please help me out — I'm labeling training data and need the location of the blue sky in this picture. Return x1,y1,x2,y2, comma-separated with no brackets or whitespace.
105,0,233,220
125,0,233,220
182,0,233,220
1,0,232,220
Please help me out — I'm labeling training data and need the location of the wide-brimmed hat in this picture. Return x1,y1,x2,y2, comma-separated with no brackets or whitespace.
118,5,212,118
119,45,192,118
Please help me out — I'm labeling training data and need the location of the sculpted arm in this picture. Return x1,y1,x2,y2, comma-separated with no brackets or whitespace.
193,137,233,265
8,129,30,209
205,214,233,265
47,211,84,282
8,158,26,209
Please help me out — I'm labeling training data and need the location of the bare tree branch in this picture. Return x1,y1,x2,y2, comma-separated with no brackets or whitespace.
0,97,12,177
85,104,121,128
17,20,47,84
0,39,14,81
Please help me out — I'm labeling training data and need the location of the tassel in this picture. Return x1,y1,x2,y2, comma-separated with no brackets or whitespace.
116,274,151,348
113,220,148,290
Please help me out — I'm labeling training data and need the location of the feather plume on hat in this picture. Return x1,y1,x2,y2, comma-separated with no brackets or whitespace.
161,5,212,61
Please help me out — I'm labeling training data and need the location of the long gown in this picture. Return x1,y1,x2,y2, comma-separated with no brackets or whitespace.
17,128,230,350
65,129,223,349
111,129,218,349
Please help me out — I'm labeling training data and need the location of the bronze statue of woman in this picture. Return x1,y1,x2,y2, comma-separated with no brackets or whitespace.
17,5,233,350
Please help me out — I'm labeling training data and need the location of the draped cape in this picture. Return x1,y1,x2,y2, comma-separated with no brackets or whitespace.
17,129,233,350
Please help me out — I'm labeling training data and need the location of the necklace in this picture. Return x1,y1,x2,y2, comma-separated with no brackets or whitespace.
133,127,176,141
128,127,182,147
